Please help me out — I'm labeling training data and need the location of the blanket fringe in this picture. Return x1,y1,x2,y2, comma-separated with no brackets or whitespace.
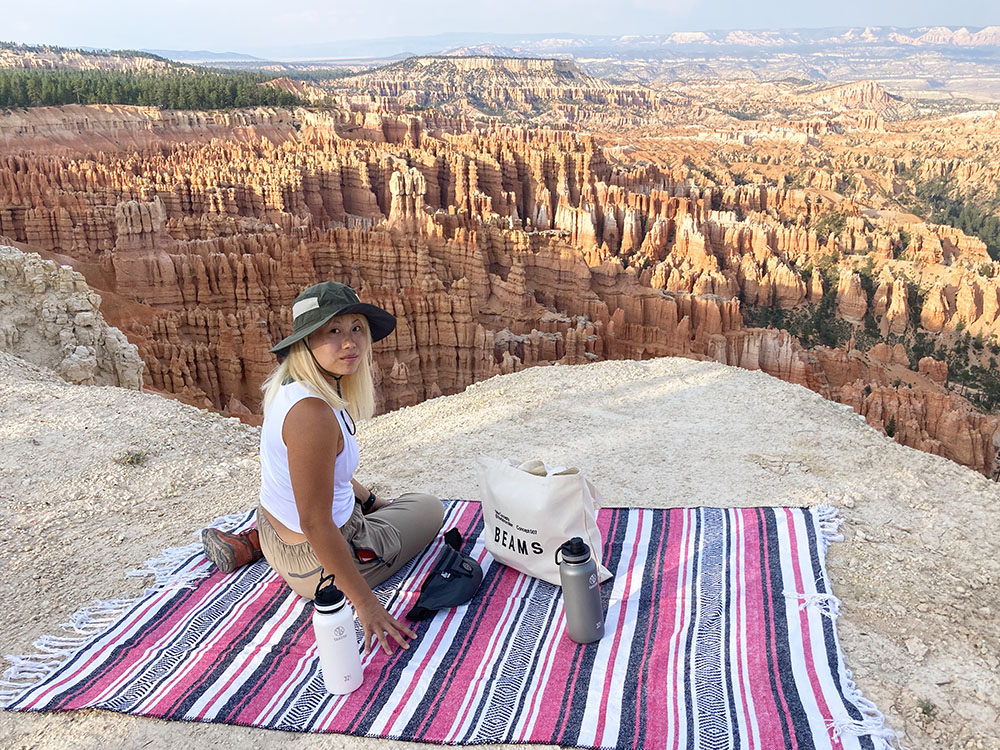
126,511,249,589
828,669,907,750
816,505,905,750
816,503,845,552
0,510,254,706
785,591,842,619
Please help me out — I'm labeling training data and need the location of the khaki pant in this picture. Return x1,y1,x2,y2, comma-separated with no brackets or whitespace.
257,493,445,599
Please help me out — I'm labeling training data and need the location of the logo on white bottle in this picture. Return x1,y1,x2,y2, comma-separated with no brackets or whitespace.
334,626,346,638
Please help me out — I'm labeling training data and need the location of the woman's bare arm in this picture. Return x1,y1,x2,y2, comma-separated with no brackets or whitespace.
351,477,369,499
351,477,392,512
284,398,415,654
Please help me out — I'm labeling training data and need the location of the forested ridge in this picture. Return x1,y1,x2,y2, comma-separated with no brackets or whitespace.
0,69,305,109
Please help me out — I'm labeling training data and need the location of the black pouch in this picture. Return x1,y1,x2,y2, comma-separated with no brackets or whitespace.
406,529,483,621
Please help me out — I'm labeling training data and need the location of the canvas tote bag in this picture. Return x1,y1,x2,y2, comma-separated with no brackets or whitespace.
476,457,612,586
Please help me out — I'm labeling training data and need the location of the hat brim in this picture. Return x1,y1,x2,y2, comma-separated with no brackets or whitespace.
269,302,396,357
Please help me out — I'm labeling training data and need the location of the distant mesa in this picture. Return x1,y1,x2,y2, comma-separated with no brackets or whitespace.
890,25,1000,47
4,26,1000,79
666,32,711,44
323,55,686,122
798,80,911,120
140,49,266,63
353,55,586,80
443,45,518,58
724,31,785,46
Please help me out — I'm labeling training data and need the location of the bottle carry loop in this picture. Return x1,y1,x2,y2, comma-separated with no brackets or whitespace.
315,571,338,602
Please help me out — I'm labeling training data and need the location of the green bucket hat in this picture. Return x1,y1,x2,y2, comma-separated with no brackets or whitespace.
269,282,396,358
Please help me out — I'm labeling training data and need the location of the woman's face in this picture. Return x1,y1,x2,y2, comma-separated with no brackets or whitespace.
306,314,369,377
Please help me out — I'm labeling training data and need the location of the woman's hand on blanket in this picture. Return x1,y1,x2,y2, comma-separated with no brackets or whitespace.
356,597,416,655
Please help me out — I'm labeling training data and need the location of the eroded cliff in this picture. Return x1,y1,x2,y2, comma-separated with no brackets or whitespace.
2,88,999,474
0,245,143,387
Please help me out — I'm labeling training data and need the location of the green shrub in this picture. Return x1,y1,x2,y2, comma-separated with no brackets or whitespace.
811,213,847,243
115,450,148,466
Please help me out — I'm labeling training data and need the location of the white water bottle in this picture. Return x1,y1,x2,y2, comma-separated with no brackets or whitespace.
313,575,363,694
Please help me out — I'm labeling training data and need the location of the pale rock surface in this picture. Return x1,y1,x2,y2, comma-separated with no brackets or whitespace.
0,353,998,749
0,246,143,388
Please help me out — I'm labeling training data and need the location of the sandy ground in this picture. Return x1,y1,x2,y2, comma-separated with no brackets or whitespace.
0,352,998,749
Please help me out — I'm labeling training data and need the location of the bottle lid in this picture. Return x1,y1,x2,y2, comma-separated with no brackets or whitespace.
559,536,591,563
314,573,347,613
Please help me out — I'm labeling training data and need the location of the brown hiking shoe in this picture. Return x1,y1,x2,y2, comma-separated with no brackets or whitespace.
201,527,263,573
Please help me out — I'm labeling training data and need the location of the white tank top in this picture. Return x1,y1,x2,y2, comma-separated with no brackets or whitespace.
259,380,359,532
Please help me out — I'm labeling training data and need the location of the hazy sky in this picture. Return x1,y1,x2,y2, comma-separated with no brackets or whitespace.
5,0,996,57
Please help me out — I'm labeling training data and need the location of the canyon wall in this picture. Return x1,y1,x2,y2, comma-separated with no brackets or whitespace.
1,102,997,474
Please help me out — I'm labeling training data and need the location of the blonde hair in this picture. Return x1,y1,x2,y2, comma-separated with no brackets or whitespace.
261,316,376,420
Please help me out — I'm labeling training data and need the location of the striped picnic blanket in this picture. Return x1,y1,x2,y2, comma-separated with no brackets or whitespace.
2,502,895,749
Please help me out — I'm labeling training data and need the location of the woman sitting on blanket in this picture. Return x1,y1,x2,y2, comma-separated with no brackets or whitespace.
202,281,444,656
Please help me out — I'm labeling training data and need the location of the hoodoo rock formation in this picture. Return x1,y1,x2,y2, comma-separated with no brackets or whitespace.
1,74,999,475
